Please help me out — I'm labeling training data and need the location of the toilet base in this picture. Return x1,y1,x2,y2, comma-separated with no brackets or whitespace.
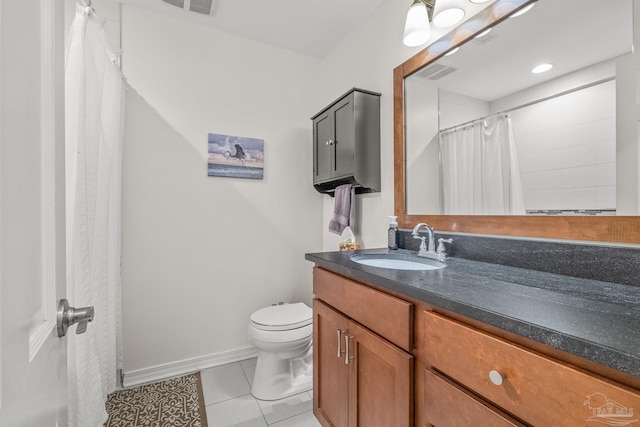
250,343,313,401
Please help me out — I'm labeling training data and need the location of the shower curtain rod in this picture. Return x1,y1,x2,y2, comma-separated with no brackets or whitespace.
439,76,615,134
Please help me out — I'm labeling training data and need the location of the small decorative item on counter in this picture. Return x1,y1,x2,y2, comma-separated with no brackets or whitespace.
339,241,361,251
339,226,360,251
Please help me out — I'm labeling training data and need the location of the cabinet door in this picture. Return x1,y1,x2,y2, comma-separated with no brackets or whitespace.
313,111,333,183
348,320,413,427
332,96,355,179
424,370,526,427
314,299,350,427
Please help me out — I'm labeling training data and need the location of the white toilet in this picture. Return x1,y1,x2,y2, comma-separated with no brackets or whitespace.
248,302,313,401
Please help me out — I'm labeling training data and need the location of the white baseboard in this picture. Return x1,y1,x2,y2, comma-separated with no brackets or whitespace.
122,345,258,388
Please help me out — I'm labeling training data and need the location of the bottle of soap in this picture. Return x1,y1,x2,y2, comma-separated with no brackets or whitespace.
388,216,399,250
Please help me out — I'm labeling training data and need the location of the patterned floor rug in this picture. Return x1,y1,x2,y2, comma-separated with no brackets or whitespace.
104,372,208,427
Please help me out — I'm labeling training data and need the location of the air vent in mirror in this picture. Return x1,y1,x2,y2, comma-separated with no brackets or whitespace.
415,63,457,81
161,0,217,15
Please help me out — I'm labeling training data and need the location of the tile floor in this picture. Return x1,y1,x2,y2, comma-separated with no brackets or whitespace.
201,358,321,427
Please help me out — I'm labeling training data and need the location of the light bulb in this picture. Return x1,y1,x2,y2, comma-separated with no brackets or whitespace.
433,0,465,28
403,1,431,47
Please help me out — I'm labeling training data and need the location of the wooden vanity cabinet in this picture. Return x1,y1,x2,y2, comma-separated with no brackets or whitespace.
422,311,640,427
313,268,413,427
310,266,640,427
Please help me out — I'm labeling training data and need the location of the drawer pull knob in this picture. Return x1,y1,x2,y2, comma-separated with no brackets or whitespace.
489,370,504,386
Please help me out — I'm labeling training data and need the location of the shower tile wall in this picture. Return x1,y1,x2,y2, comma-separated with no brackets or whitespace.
512,80,615,212
439,60,617,214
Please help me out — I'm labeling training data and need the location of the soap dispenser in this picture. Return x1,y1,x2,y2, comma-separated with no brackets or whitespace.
388,216,399,250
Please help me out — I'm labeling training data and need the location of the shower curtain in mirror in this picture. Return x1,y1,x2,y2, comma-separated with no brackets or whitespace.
439,114,525,215
65,4,123,426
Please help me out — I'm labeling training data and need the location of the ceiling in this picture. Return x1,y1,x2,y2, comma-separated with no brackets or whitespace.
412,0,632,101
117,0,386,58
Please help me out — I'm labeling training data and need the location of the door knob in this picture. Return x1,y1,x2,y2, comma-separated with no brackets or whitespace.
57,298,94,337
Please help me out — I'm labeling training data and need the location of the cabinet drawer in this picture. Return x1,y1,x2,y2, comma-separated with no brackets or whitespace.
424,369,525,427
423,311,640,426
313,268,413,351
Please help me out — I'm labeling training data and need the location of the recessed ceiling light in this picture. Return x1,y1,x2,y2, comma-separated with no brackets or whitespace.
444,47,460,56
511,3,535,17
531,63,553,74
469,0,491,3
474,28,492,39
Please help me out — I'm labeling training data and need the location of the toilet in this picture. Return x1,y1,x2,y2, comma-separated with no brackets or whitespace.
248,302,313,401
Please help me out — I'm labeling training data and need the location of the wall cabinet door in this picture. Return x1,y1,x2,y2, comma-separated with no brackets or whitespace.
313,95,354,184
313,110,333,183
331,96,355,179
313,299,413,427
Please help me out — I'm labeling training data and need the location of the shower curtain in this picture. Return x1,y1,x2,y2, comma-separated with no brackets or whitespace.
440,115,525,215
65,4,124,426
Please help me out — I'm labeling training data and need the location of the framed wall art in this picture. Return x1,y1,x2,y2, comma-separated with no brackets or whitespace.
207,132,264,180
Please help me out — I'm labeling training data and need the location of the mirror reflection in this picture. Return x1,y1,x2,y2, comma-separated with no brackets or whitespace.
405,0,634,216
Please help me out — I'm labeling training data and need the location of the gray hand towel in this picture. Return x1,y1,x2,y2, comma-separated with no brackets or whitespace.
329,184,355,235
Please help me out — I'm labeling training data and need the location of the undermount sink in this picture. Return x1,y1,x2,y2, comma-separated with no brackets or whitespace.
350,253,446,271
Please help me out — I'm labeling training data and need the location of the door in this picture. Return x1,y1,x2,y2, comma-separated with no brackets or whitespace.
0,1,68,426
313,111,333,183
332,96,355,179
348,320,413,427
313,299,349,427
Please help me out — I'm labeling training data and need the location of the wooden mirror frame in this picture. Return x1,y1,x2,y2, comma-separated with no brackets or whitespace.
393,0,640,244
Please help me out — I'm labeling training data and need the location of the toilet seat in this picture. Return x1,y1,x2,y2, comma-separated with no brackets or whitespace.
250,303,312,331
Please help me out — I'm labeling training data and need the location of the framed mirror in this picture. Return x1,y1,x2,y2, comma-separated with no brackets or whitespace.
393,0,640,243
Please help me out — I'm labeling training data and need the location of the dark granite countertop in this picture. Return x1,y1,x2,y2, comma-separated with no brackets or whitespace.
305,248,640,378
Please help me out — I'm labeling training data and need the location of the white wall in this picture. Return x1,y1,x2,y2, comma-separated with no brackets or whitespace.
405,79,440,215
120,5,326,375
317,0,423,250
112,0,419,378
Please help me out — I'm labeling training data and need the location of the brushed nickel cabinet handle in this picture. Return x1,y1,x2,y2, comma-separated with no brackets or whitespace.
336,329,342,357
345,335,354,365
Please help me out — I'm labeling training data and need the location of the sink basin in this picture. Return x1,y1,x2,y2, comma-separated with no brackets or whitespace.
350,253,446,271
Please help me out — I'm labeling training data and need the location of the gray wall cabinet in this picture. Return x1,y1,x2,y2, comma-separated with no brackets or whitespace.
311,88,381,195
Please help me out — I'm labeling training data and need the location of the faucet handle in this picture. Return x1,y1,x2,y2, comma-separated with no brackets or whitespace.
436,238,453,255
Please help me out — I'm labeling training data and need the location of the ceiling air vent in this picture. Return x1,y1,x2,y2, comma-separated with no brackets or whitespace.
161,0,218,15
415,63,457,81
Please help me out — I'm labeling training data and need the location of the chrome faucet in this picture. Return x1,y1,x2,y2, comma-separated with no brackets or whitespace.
411,223,452,261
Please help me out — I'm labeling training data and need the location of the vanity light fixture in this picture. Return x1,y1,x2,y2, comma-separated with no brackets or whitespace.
432,0,465,28
531,63,553,73
403,0,467,47
403,0,432,47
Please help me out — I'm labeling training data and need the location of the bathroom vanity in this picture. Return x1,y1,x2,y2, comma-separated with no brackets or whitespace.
306,249,640,427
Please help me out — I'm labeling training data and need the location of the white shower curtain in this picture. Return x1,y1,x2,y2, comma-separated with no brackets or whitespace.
440,115,525,215
65,4,124,426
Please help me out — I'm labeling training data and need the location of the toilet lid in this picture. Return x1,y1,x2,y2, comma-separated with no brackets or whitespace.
250,302,312,331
